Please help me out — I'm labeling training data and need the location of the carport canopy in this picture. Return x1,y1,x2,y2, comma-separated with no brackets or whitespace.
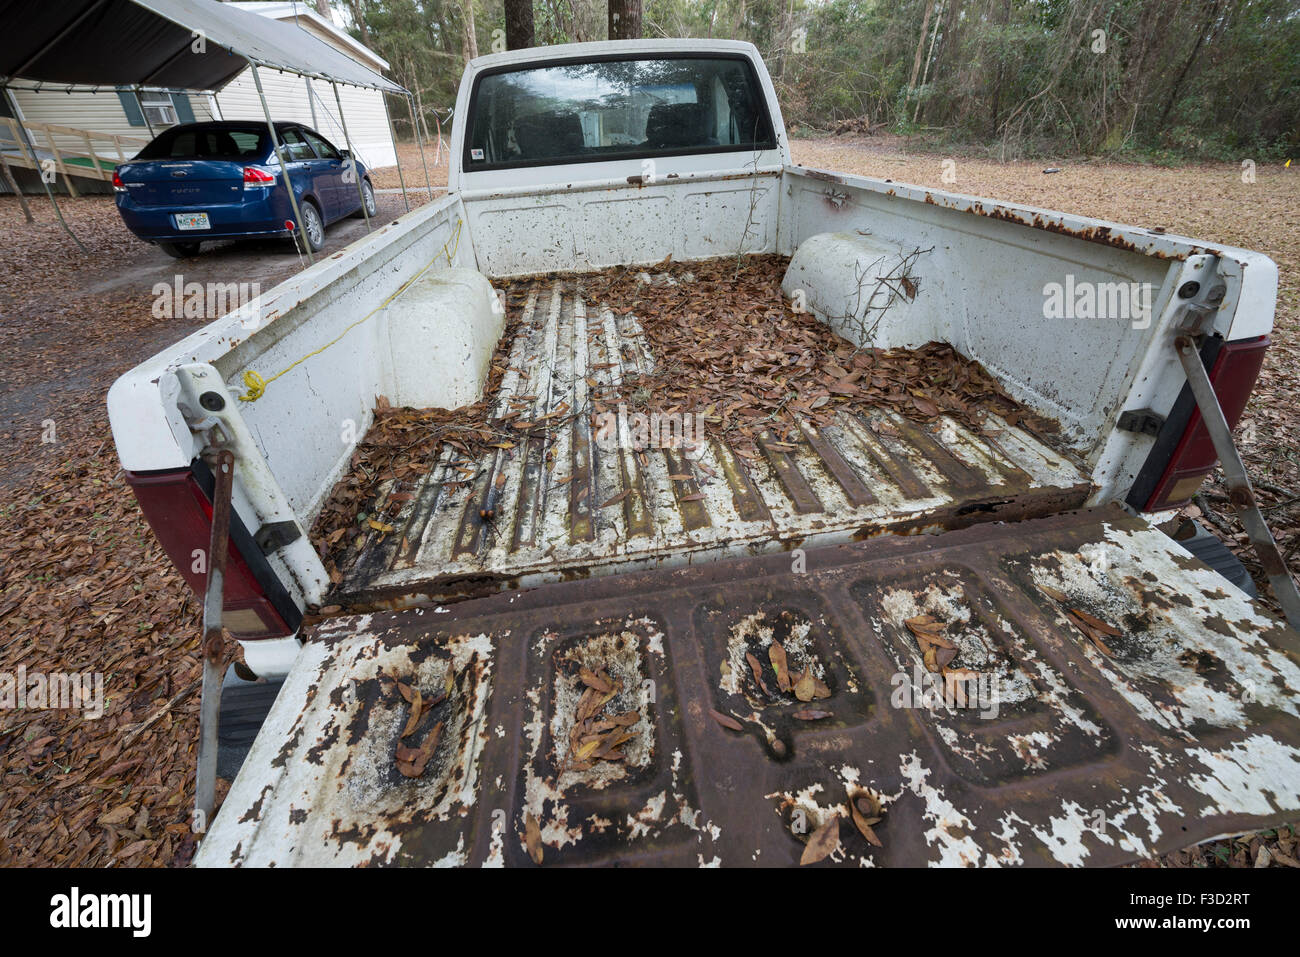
0,0,405,93
0,0,425,255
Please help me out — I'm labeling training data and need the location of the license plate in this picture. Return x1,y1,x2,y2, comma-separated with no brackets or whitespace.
175,212,210,231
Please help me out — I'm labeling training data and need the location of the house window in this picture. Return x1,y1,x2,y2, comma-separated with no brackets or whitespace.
139,92,178,128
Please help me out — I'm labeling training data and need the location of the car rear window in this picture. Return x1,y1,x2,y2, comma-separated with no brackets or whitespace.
465,55,776,169
138,127,267,159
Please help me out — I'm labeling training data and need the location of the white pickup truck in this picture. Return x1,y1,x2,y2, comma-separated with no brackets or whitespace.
107,39,1300,867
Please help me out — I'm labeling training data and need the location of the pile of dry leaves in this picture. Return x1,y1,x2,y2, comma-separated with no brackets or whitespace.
310,254,1053,583
563,666,640,771
903,613,985,697
391,674,451,778
581,255,1052,457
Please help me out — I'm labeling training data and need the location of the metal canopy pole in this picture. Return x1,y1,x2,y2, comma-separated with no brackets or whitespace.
330,80,370,232
405,92,433,201
1,85,84,251
0,149,33,223
381,92,409,211
249,61,314,264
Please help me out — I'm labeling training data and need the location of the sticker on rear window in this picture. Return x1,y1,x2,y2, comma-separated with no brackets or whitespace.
470,148,484,161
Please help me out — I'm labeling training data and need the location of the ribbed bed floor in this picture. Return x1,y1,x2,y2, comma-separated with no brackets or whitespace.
332,278,1091,608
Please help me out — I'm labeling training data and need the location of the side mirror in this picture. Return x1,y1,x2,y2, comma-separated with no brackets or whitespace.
340,149,351,159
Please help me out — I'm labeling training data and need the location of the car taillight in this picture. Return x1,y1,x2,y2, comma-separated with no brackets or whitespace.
112,171,126,192
243,166,276,188
1138,335,1268,512
124,466,301,639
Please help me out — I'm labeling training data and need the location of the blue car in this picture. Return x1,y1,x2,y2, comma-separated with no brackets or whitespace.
113,121,377,258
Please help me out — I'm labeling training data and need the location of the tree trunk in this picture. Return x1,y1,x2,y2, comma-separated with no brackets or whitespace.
505,0,535,49
350,1,370,45
1158,0,1220,129
462,0,480,61
913,0,943,122
608,0,642,40
907,0,935,92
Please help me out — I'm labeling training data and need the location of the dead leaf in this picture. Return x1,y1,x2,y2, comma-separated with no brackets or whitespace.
769,641,791,692
800,815,840,865
792,709,832,721
400,688,423,738
525,813,543,864
709,708,744,732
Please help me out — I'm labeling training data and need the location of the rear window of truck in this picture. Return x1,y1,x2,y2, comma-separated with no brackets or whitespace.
464,54,777,170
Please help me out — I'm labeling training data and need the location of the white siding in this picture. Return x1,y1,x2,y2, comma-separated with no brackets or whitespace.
213,67,396,170
7,88,215,161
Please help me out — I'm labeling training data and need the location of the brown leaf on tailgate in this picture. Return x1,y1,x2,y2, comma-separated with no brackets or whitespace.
579,666,614,693
769,641,791,692
905,614,956,652
848,790,885,848
800,815,841,865
1069,607,1123,637
396,720,443,777
745,651,771,695
793,708,832,721
524,813,544,864
1065,611,1114,656
793,666,817,702
1038,584,1069,603
400,688,423,738
709,708,744,732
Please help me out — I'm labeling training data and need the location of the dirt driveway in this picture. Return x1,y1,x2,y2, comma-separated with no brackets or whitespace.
0,190,424,485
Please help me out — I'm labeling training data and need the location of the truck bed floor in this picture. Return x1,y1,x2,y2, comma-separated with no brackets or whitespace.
332,275,1092,609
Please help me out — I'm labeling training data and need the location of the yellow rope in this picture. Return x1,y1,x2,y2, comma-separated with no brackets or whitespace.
239,219,463,402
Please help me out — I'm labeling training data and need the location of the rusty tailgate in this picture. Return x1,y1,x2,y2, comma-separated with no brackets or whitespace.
197,505,1300,867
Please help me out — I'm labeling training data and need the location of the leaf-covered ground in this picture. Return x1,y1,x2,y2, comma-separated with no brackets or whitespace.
0,191,415,866
1,141,1297,867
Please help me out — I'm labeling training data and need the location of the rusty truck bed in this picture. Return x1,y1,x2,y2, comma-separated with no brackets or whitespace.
331,273,1091,610
200,505,1300,867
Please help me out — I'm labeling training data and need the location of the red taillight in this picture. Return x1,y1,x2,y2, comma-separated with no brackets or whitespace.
243,166,276,188
124,468,297,639
112,171,125,192
1142,335,1268,511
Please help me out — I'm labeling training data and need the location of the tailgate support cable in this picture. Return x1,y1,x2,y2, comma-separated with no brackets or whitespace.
1175,335,1300,629
194,448,235,834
